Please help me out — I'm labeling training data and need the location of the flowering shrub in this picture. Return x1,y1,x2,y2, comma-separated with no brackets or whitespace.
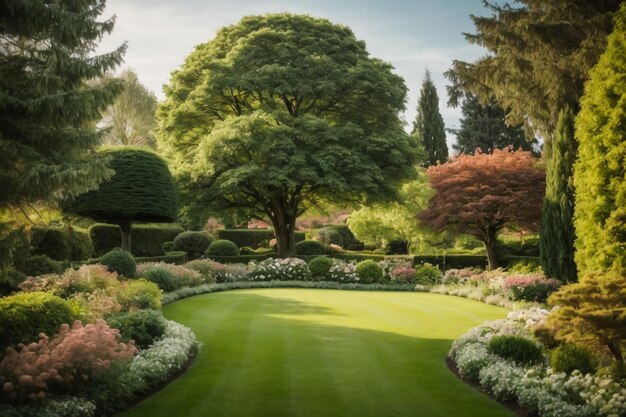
70,290,122,321
414,263,442,285
503,274,561,302
0,320,136,402
117,279,162,311
19,265,120,298
390,265,417,284
184,259,217,283
136,262,203,288
441,268,480,285
211,263,248,283
328,260,359,283
379,259,412,282
248,258,311,281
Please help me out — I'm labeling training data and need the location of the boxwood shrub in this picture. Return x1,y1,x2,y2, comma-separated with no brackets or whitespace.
101,248,136,278
217,229,306,248
308,257,334,281
295,240,326,256
107,309,166,349
356,260,383,284
172,231,212,260
488,335,544,365
206,240,239,257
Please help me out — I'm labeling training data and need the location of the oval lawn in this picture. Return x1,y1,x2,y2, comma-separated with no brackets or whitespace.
120,289,515,417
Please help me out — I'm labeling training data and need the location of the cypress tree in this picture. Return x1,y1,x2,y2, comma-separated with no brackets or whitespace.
412,71,447,166
0,0,126,209
540,108,577,282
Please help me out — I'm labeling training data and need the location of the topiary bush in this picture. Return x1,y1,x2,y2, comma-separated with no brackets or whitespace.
0,292,75,351
141,268,179,292
89,223,184,257
206,239,239,257
488,335,544,366
414,263,442,285
356,260,383,284
550,343,596,375
101,248,136,278
172,231,212,260
20,255,64,277
295,240,326,256
107,309,166,349
308,257,334,281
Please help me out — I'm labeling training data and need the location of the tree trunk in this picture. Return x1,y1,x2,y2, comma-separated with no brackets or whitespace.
482,228,499,270
607,342,624,363
119,219,132,253
271,214,297,258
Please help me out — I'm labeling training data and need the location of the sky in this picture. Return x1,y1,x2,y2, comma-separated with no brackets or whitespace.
97,0,491,149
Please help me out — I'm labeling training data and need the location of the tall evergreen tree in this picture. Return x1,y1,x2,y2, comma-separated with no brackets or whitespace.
450,95,537,155
412,71,447,166
540,109,577,282
0,0,126,210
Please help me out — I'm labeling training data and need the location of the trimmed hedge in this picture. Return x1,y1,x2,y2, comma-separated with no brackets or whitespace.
502,256,541,269
217,229,306,248
101,249,136,278
30,226,91,261
89,223,184,257
135,251,187,264
20,255,64,276
206,240,239,257
295,240,326,256
172,231,212,260
413,255,487,270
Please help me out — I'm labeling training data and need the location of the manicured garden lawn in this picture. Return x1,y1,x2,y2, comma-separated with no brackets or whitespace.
120,289,515,417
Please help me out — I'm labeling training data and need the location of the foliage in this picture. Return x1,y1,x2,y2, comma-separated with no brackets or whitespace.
550,344,596,375
248,258,312,281
116,279,162,311
488,335,544,365
89,223,184,257
216,229,306,249
0,0,125,210
30,226,91,262
206,240,239,257
412,70,447,166
294,240,327,256
414,263,442,286
329,260,360,283
540,109,578,282
19,264,117,297
210,263,249,283
136,262,202,287
316,225,362,250
0,292,75,353
101,249,136,278
503,274,561,302
107,310,166,349
496,235,540,258
418,149,545,270
64,148,178,251
547,272,626,363
158,14,420,257
172,231,212,260
307,257,334,281
451,95,537,155
20,255,64,277
184,259,217,283
141,268,179,292
355,260,383,284
317,229,343,247
100,69,158,148
574,5,626,276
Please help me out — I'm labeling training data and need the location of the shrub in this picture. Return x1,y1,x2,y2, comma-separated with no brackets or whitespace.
295,240,326,256
161,241,174,253
184,259,217,283
317,229,344,247
21,255,64,277
0,292,75,352
488,335,544,366
356,260,383,284
172,231,212,260
30,226,70,260
89,224,184,257
136,262,202,288
142,268,179,292
70,290,122,321
117,279,162,311
503,274,561,302
217,229,305,248
329,260,360,283
384,239,409,255
318,225,362,250
248,258,311,281
135,251,186,264
56,264,120,298
550,344,596,375
390,265,417,284
211,263,248,283
308,257,334,281
414,263,442,285
206,239,239,257
101,249,136,278
107,310,166,349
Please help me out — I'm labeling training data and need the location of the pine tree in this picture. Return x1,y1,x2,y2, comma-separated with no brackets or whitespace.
0,0,126,209
412,71,447,166
540,109,577,282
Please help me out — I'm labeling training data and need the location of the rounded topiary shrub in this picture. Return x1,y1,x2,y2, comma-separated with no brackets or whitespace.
101,248,136,278
107,309,166,349
0,292,74,351
172,231,212,260
356,260,383,284
550,343,596,375
142,268,179,292
206,239,239,257
308,256,334,281
21,255,64,277
414,263,442,286
295,240,326,256
488,335,544,365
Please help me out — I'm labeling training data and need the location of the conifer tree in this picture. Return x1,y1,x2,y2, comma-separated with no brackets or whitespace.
412,71,447,166
0,0,126,209
540,109,577,282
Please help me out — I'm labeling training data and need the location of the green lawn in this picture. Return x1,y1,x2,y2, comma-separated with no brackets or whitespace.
120,289,515,417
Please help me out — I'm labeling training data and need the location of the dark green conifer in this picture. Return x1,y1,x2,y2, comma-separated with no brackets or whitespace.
412,71,447,166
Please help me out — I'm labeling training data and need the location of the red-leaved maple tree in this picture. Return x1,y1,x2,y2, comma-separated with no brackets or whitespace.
418,148,545,269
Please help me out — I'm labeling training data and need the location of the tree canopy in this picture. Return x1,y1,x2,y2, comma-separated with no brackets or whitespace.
0,0,126,209
418,149,545,269
412,71,447,166
157,14,420,256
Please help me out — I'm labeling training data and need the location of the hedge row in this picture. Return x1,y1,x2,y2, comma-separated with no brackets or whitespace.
413,255,488,269
217,229,305,248
30,226,91,261
90,224,184,257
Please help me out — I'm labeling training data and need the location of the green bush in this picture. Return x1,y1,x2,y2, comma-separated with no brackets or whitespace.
101,248,136,278
107,309,166,349
0,269,26,297
496,235,540,258
89,223,184,257
30,226,92,261
0,292,75,351
184,259,217,283
317,229,344,247
550,343,596,375
356,260,383,284
135,251,186,264
413,255,488,270
384,239,409,255
206,239,239,257
504,256,542,273
488,335,544,365
172,231,212,260
308,257,334,281
117,279,161,311
295,240,326,256
217,229,305,248
21,255,64,277
162,241,174,253
414,263,442,285
319,225,363,250
143,268,179,292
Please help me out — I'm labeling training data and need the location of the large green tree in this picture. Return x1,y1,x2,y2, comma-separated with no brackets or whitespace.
157,14,420,257
574,4,626,276
412,71,447,166
0,0,126,209
100,69,158,148
450,95,537,155
540,109,577,282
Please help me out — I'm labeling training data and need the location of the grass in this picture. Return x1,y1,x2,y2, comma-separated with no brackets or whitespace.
120,289,515,417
